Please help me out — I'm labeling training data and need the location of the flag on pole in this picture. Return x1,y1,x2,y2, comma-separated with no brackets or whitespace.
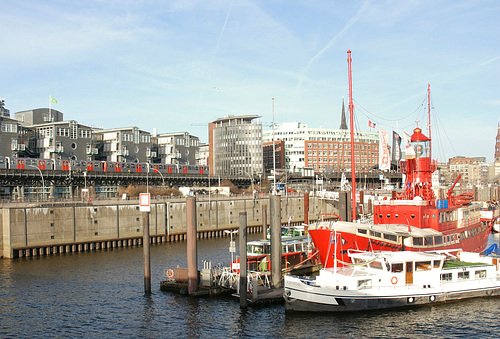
368,120,376,128
404,132,416,159
392,132,402,163
50,96,57,104
378,128,390,171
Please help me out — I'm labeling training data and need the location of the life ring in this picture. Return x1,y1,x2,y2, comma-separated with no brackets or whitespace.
391,276,398,285
166,269,175,279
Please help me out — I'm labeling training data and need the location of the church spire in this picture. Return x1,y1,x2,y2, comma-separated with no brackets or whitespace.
495,119,500,162
340,98,348,130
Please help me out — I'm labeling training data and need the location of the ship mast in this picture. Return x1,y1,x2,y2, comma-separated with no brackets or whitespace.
347,50,356,221
428,84,431,160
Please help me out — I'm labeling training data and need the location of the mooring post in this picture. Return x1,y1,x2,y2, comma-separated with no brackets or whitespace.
339,191,349,222
304,192,309,232
142,211,151,293
186,196,198,295
239,211,248,308
270,194,282,288
262,204,268,240
359,190,364,217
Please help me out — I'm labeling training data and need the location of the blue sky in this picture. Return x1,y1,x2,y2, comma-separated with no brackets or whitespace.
2,0,499,163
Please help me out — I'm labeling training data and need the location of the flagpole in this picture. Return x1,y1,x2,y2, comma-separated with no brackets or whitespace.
49,95,52,122
396,121,399,173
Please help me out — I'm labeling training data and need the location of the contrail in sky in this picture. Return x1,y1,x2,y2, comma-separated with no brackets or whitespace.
289,3,368,110
196,1,234,115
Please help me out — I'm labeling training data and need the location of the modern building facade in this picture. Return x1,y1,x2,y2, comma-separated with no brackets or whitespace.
0,116,25,157
304,137,379,172
153,132,200,165
92,127,152,163
262,121,379,173
449,156,480,186
33,120,94,160
209,115,263,176
9,108,94,160
197,143,209,166
263,140,285,175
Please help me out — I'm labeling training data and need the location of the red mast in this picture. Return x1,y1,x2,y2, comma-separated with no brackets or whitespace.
428,84,431,159
347,50,356,221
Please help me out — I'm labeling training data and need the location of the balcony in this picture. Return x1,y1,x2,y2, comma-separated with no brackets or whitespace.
116,149,129,156
86,147,99,155
49,146,64,153
11,144,26,151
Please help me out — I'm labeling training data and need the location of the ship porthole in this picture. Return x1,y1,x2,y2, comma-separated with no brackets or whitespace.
429,295,436,302
407,297,414,303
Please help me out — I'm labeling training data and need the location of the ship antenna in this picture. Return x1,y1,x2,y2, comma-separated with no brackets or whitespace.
428,84,432,159
347,50,356,222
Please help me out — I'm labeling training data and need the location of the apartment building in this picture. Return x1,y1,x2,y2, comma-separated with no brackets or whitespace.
209,115,263,176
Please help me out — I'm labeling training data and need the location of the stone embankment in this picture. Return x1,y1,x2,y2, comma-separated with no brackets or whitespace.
1,194,336,259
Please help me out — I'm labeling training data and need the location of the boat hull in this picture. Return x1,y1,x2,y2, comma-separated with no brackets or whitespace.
284,276,500,312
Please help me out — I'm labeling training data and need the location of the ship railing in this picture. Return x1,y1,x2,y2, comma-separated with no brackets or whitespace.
247,270,271,290
218,267,239,289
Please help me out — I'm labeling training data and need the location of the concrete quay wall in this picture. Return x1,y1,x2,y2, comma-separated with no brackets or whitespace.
1,195,335,259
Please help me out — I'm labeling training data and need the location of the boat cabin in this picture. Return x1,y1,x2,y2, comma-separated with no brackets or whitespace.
316,250,498,292
243,236,314,272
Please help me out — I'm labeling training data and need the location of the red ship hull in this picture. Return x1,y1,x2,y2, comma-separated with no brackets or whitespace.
309,218,492,268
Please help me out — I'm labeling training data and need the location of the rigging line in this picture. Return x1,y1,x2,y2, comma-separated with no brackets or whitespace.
353,94,427,122
434,111,459,157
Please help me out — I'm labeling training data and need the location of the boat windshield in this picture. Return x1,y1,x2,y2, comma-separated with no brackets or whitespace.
248,244,270,254
368,261,384,270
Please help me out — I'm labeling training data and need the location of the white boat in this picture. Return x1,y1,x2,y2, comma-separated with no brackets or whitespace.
284,249,500,312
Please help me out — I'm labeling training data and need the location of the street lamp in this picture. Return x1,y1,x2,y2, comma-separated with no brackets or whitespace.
224,229,239,266
153,167,165,187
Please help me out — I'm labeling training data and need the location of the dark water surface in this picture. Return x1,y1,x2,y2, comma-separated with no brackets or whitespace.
1,234,499,338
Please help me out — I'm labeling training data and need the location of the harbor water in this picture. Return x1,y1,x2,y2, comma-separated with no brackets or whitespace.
1,234,499,338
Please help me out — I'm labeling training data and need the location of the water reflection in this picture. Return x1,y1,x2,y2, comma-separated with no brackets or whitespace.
0,234,498,337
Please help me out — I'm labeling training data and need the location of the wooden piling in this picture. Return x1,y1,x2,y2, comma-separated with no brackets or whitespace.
262,204,267,240
239,211,248,308
304,192,309,231
143,211,151,294
186,196,198,295
270,195,282,288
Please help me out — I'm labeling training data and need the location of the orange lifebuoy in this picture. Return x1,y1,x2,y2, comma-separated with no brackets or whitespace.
391,276,398,285
166,269,175,279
